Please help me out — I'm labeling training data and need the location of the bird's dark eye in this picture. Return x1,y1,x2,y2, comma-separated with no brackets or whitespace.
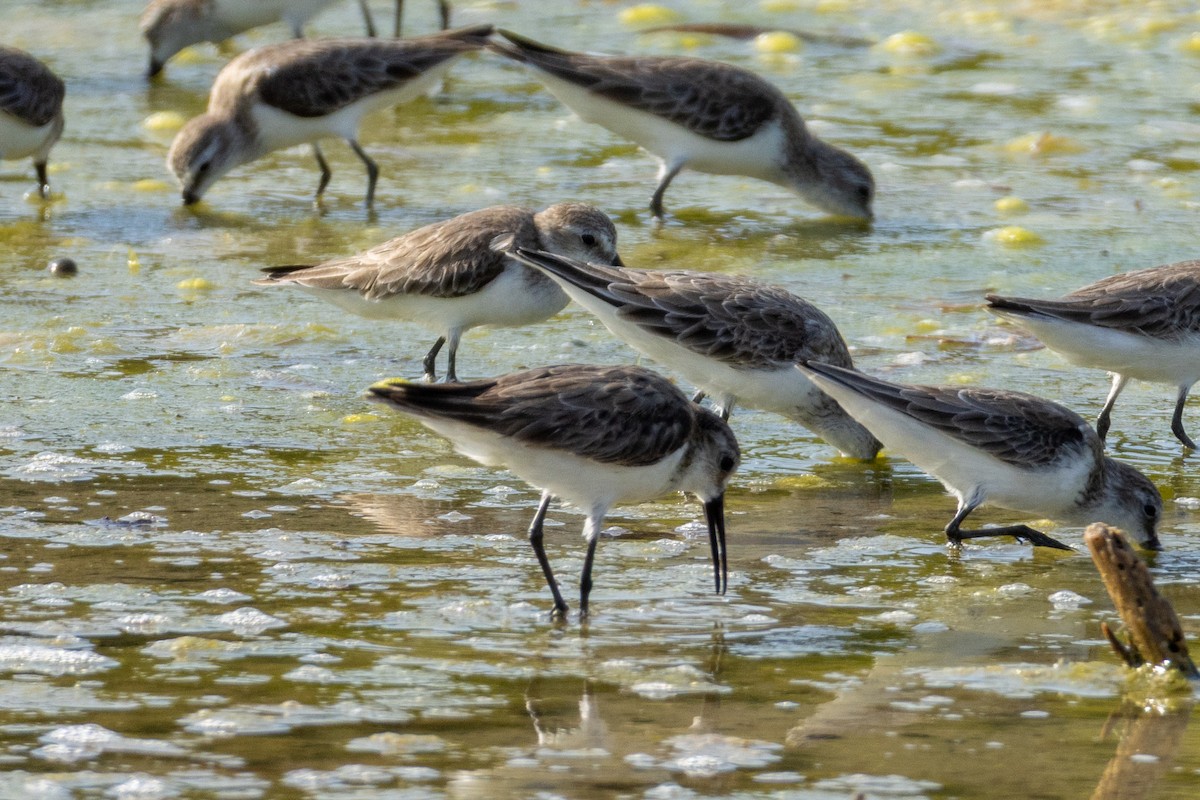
197,161,210,175
719,454,736,472
581,233,597,247
1144,503,1158,519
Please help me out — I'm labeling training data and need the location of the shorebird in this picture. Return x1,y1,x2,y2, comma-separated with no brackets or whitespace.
488,29,874,220
502,247,880,459
141,0,379,78
0,45,65,199
255,203,621,381
798,361,1163,550
369,364,740,617
987,260,1200,450
166,24,492,208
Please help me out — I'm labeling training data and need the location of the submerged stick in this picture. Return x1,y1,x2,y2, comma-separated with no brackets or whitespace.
1084,523,1199,678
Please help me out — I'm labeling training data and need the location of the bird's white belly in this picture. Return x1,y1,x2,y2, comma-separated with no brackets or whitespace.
0,112,55,161
1010,314,1200,386
414,416,689,515
296,265,568,333
213,0,333,32
532,71,787,179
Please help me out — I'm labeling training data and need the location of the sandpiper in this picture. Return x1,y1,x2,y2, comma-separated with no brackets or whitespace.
502,247,880,459
798,361,1163,550
166,24,492,208
0,45,65,199
141,0,379,78
987,259,1200,450
488,29,874,220
255,203,621,381
369,364,740,618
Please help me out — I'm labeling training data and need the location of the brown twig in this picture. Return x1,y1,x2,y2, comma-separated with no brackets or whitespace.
1084,523,1199,678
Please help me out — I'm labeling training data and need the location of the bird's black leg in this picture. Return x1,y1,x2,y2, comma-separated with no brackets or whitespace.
438,0,451,29
357,0,377,36
650,161,685,220
312,144,332,200
1172,384,1196,450
691,390,706,404
944,500,1072,551
579,523,601,618
34,161,49,199
421,337,444,382
348,139,379,208
1096,373,1127,441
393,0,403,37
444,333,460,383
528,492,567,618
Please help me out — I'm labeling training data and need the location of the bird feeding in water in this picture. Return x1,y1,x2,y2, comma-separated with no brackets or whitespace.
369,364,740,618
166,25,492,208
488,29,874,221
798,361,1163,551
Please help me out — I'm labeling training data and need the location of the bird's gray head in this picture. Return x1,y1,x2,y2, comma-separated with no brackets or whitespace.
685,411,741,503
792,140,875,221
1097,459,1163,550
140,1,212,78
534,203,624,266
167,114,249,205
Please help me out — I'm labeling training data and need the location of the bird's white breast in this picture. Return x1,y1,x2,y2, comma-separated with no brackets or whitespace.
0,111,56,161
1003,313,1200,386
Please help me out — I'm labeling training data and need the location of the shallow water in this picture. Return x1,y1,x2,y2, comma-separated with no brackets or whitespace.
3,0,1200,798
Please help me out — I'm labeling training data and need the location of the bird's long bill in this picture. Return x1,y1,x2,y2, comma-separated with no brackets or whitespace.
704,494,728,595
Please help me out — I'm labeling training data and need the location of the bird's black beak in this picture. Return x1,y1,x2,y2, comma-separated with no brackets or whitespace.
704,494,727,595
148,58,164,79
610,252,624,267
182,190,199,206
1142,528,1162,551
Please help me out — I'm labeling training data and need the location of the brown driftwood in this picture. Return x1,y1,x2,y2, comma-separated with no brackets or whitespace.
1084,523,1199,677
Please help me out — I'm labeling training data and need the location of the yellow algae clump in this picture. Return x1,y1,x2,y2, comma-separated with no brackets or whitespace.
914,319,940,334
142,111,187,132
986,226,1044,247
879,31,940,57
774,473,835,490
342,413,381,424
1005,131,1085,156
177,277,214,291
173,48,206,65
994,196,1029,214
754,31,803,54
1152,177,1191,199
618,4,681,27
127,248,140,274
760,0,803,11
675,34,710,50
1182,33,1200,54
370,377,413,391
133,179,172,192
